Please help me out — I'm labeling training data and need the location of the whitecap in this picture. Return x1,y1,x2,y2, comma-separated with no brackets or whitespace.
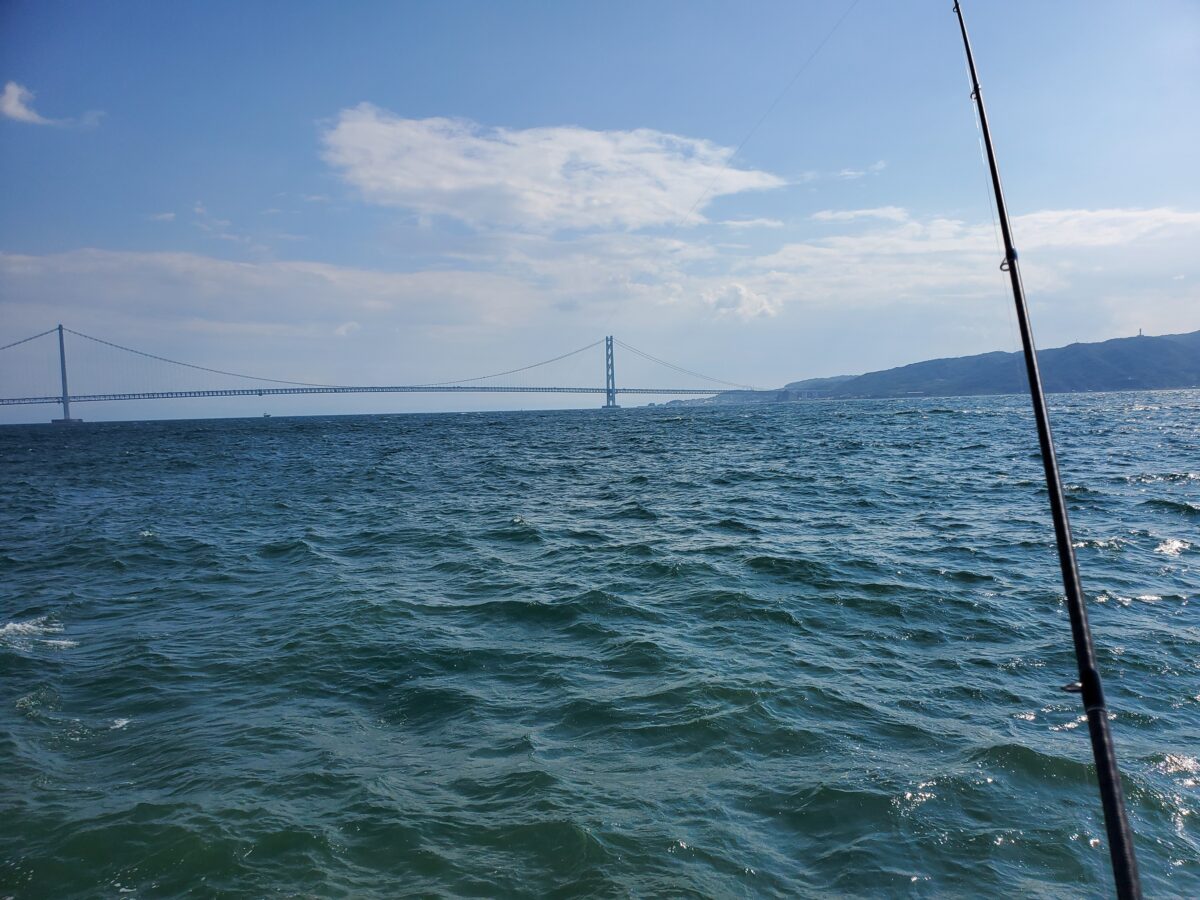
110,718,131,730
1158,754,1200,776
1154,539,1190,556
1073,537,1127,551
1051,715,1087,732
1,617,63,650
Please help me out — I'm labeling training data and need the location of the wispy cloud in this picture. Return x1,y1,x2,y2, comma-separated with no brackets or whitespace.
3,207,1196,372
812,206,908,223
0,248,546,331
146,212,176,222
321,106,784,232
720,218,785,229
1,81,103,128
747,207,1200,317
835,160,887,180
191,201,263,250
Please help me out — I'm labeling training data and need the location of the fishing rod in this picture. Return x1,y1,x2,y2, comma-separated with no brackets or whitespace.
950,3,1141,897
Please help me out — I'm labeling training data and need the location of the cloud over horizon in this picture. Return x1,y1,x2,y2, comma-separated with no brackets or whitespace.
5,206,1197,338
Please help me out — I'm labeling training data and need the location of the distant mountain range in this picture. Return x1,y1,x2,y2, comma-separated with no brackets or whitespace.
676,330,1200,404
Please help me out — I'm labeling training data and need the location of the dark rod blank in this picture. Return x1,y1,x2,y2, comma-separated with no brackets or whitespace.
950,3,1141,897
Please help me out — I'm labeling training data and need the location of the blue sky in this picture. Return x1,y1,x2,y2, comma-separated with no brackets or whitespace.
2,0,1198,420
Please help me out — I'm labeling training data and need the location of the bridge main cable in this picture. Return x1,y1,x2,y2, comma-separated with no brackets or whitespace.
63,327,606,390
64,327,350,388
418,338,605,386
613,338,757,390
0,327,58,353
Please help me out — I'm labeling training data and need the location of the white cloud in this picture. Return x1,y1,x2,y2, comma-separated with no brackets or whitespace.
3,207,1196,394
147,212,176,222
0,248,546,331
746,206,1200,313
721,218,785,229
1008,207,1200,248
702,283,779,319
1,81,103,128
1,82,53,124
833,160,887,181
321,105,784,232
812,206,908,223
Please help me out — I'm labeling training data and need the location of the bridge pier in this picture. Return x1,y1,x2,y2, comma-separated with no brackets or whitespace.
603,335,619,408
51,324,83,424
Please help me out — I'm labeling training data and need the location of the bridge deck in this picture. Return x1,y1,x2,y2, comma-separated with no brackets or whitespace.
0,385,732,406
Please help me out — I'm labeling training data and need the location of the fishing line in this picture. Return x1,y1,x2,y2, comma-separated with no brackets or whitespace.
961,51,1020,354
669,0,864,234
599,0,862,334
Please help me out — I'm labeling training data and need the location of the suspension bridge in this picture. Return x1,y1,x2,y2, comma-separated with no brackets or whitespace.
0,325,774,422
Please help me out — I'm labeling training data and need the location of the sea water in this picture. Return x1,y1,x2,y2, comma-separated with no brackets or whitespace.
2,392,1197,897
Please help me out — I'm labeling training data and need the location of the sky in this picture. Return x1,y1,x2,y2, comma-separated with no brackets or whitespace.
2,0,1198,421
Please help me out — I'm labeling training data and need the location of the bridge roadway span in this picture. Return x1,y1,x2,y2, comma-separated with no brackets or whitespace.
0,385,732,406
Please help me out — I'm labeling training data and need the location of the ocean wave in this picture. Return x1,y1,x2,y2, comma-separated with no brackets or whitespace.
1,616,67,652
605,501,658,521
1072,536,1129,551
3,395,1199,897
1154,538,1191,557
1140,498,1200,518
744,554,832,583
484,515,544,544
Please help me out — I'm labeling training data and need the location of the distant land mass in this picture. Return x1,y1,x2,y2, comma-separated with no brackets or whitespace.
673,330,1200,405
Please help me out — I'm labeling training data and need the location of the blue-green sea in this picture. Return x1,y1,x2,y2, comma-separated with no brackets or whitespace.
2,392,1197,897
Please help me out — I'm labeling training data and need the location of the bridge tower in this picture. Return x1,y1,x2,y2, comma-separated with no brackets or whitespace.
52,324,82,424
604,336,619,408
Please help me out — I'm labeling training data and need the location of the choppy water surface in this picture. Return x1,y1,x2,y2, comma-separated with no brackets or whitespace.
2,392,1197,897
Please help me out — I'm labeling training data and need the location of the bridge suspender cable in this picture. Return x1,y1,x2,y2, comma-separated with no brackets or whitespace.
952,4,1141,897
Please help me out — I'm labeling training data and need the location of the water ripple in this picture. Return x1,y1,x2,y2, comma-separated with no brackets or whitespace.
2,391,1198,896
